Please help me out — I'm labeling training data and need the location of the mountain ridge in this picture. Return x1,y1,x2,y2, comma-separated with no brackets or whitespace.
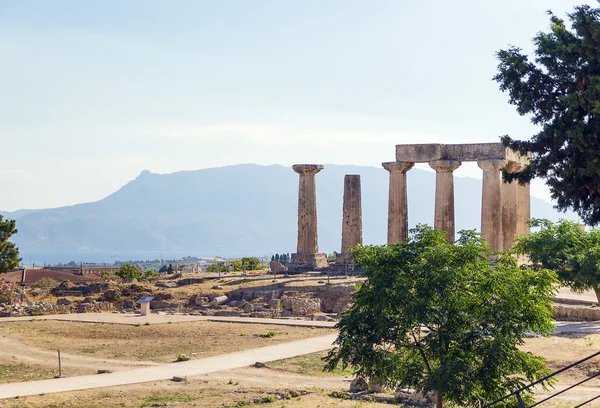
4,164,576,253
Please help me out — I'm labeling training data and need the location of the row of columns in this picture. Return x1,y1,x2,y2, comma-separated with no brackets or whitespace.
383,160,530,251
289,159,531,271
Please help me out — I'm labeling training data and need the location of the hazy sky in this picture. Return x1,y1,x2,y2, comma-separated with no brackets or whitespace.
0,0,594,211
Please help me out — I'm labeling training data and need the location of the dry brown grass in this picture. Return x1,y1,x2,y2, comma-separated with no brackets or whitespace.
5,376,390,408
0,320,335,364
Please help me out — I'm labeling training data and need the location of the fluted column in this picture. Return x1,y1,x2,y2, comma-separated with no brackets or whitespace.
289,164,328,271
336,175,362,264
501,162,523,250
516,182,531,237
477,160,507,252
429,160,461,244
382,161,414,244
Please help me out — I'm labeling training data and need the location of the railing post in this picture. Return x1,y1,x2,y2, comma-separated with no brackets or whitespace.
516,391,526,408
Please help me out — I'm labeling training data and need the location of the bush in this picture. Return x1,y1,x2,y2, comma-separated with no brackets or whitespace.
175,352,191,362
36,278,59,289
0,280,15,304
116,264,141,280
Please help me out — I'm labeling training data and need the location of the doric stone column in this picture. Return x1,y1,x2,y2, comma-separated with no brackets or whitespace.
289,164,328,271
477,159,507,252
429,160,461,244
337,175,362,264
382,161,414,244
501,162,524,251
517,180,531,237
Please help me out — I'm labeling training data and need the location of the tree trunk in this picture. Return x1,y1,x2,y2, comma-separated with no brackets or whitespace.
593,285,600,305
436,392,443,408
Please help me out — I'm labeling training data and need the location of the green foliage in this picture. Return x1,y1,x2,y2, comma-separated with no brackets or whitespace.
167,264,174,274
327,251,337,260
175,352,190,362
512,218,600,302
158,265,168,273
241,257,262,270
260,330,278,338
116,263,141,280
324,225,558,407
143,270,158,280
36,277,58,289
0,216,20,272
494,4,600,225
207,262,228,273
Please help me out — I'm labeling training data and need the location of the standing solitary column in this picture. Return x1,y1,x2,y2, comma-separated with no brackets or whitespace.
289,164,328,271
516,182,531,237
429,160,461,244
477,159,507,252
337,175,362,264
382,161,414,244
501,162,523,250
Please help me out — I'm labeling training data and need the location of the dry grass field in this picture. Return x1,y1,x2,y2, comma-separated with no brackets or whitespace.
3,316,600,407
0,319,335,383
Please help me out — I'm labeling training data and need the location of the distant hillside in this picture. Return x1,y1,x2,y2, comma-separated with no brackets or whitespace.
4,164,577,253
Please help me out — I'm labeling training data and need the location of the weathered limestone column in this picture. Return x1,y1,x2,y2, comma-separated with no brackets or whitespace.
477,159,507,252
516,182,531,237
429,160,461,244
336,175,362,264
501,162,523,251
382,161,414,244
289,164,328,270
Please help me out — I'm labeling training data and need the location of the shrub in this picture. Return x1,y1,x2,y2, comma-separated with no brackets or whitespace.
175,352,190,362
36,278,58,289
116,264,141,280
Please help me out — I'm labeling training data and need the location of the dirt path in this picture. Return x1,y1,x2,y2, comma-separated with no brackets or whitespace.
0,334,338,399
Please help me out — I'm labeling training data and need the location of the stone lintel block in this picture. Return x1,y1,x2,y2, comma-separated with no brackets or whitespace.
396,143,529,166
292,164,324,175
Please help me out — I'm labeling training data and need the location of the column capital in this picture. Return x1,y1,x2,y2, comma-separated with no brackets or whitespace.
292,164,324,175
382,161,414,174
429,160,461,173
477,159,508,172
505,161,525,173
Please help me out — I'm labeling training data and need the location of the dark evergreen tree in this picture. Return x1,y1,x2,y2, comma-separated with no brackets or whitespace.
494,3,600,225
167,263,174,274
275,254,280,262
0,216,20,272
271,255,275,262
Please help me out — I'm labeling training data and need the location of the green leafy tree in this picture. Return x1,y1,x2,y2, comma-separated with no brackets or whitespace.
512,218,600,303
0,216,20,272
494,4,600,225
325,225,557,408
158,265,168,273
241,257,261,270
116,263,141,280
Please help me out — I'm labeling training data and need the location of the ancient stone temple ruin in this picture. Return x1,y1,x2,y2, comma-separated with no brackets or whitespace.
288,164,329,271
287,142,530,273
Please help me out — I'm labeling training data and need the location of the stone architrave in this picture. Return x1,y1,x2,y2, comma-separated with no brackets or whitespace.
382,161,414,244
501,162,524,250
289,164,328,270
336,175,362,264
429,160,461,244
477,159,508,252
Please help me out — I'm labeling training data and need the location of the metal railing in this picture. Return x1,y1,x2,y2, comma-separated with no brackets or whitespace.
485,349,600,408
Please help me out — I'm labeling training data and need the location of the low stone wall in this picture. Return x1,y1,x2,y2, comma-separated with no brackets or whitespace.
554,305,600,321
